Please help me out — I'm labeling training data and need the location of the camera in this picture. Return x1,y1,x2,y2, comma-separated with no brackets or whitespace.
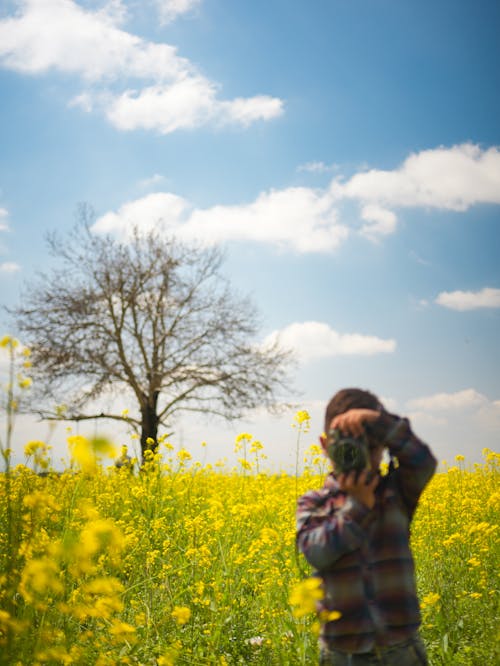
325,429,371,475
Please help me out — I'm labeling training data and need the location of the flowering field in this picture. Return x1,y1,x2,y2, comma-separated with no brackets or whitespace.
0,432,498,666
0,336,498,665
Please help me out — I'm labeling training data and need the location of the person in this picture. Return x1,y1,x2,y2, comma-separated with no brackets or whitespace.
115,445,133,472
296,388,437,666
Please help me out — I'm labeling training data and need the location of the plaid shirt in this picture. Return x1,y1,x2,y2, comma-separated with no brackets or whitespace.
296,414,437,654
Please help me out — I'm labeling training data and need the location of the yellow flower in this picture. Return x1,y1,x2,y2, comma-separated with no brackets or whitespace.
72,577,125,620
0,335,18,348
319,609,342,622
24,440,46,457
294,409,311,425
234,432,253,452
420,592,441,609
379,461,390,476
55,403,67,417
17,376,32,389
250,439,264,452
68,435,96,472
289,577,324,618
238,458,252,471
23,490,60,516
68,435,117,473
20,558,63,605
235,432,253,443
91,436,117,458
79,519,125,560
108,620,137,644
35,646,74,664
171,605,191,625
177,448,192,462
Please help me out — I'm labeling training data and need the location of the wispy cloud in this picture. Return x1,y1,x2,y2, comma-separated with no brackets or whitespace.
0,0,283,134
435,287,500,311
138,173,168,190
0,261,21,273
409,250,431,266
359,204,397,241
153,0,203,25
297,161,339,174
407,388,487,411
406,388,500,434
0,207,9,232
263,321,396,362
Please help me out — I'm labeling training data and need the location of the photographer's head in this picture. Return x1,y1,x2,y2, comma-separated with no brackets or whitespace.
321,388,386,475
324,388,382,434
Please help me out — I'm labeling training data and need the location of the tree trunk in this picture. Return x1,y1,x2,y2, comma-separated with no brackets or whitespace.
140,392,160,461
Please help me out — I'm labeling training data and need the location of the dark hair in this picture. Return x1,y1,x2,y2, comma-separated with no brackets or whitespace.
324,388,382,433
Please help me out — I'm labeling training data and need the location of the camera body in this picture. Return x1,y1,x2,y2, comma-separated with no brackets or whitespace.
326,428,371,475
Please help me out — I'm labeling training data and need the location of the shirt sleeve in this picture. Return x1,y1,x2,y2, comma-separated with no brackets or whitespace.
296,490,375,571
378,413,437,517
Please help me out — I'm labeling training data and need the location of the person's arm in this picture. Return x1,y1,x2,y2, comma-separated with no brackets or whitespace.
373,411,437,516
332,408,437,517
296,481,376,571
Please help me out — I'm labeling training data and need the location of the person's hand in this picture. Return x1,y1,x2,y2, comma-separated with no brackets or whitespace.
337,469,379,510
330,408,380,438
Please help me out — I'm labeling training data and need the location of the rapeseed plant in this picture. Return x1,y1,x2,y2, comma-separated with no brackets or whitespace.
0,357,498,665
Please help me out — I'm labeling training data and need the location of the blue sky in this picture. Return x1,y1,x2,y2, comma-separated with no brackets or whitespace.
1,0,499,470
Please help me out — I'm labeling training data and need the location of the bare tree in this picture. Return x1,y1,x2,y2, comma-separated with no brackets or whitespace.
12,209,292,460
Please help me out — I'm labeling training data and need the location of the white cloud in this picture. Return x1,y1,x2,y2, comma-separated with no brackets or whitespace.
220,96,284,127
359,204,397,241
138,173,168,189
69,92,94,112
263,321,396,363
0,0,283,133
405,389,500,445
92,187,349,253
92,142,500,251
435,287,500,311
335,143,500,211
94,192,191,237
106,78,218,132
0,207,9,232
407,388,487,412
183,188,346,252
105,81,283,134
154,0,202,25
406,411,448,428
297,161,338,174
0,0,161,81
0,261,21,273
379,396,399,413
476,399,500,432
327,143,500,240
